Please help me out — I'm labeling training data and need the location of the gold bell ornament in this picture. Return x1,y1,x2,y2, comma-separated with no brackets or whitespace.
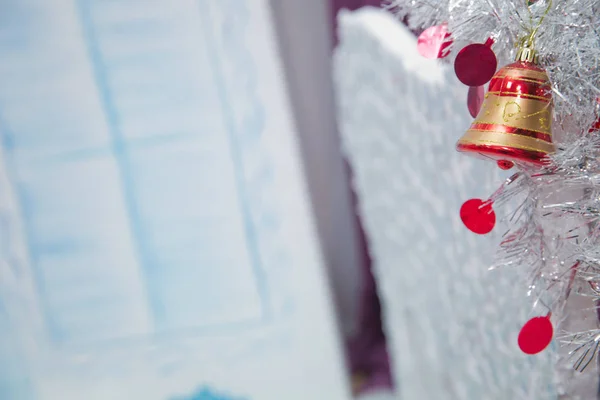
456,42,555,165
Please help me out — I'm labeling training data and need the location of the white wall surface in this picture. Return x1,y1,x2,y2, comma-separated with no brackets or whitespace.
0,1,353,399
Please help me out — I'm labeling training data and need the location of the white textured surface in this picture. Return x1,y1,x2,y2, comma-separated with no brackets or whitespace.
335,8,557,400
356,390,396,400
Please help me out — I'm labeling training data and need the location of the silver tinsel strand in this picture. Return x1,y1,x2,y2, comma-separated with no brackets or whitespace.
389,0,600,397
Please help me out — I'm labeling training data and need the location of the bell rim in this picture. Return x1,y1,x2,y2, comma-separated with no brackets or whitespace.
456,142,551,166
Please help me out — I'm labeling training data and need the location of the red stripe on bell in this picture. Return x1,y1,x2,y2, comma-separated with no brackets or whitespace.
469,123,552,142
488,77,551,100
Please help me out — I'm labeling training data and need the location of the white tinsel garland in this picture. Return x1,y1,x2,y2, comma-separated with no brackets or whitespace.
389,0,600,397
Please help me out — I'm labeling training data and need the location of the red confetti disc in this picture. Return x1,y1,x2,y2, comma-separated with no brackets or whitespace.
417,24,452,59
454,43,497,86
467,85,485,118
518,316,553,355
590,97,600,132
497,160,515,170
460,198,495,235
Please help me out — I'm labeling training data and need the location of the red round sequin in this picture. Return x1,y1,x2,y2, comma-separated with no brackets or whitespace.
497,160,515,170
459,198,496,235
518,316,553,355
467,85,485,118
417,24,452,59
454,43,497,86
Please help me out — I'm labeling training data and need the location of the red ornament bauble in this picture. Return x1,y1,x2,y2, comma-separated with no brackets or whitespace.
460,198,495,235
456,44,555,165
454,39,497,86
518,316,553,355
417,24,452,59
